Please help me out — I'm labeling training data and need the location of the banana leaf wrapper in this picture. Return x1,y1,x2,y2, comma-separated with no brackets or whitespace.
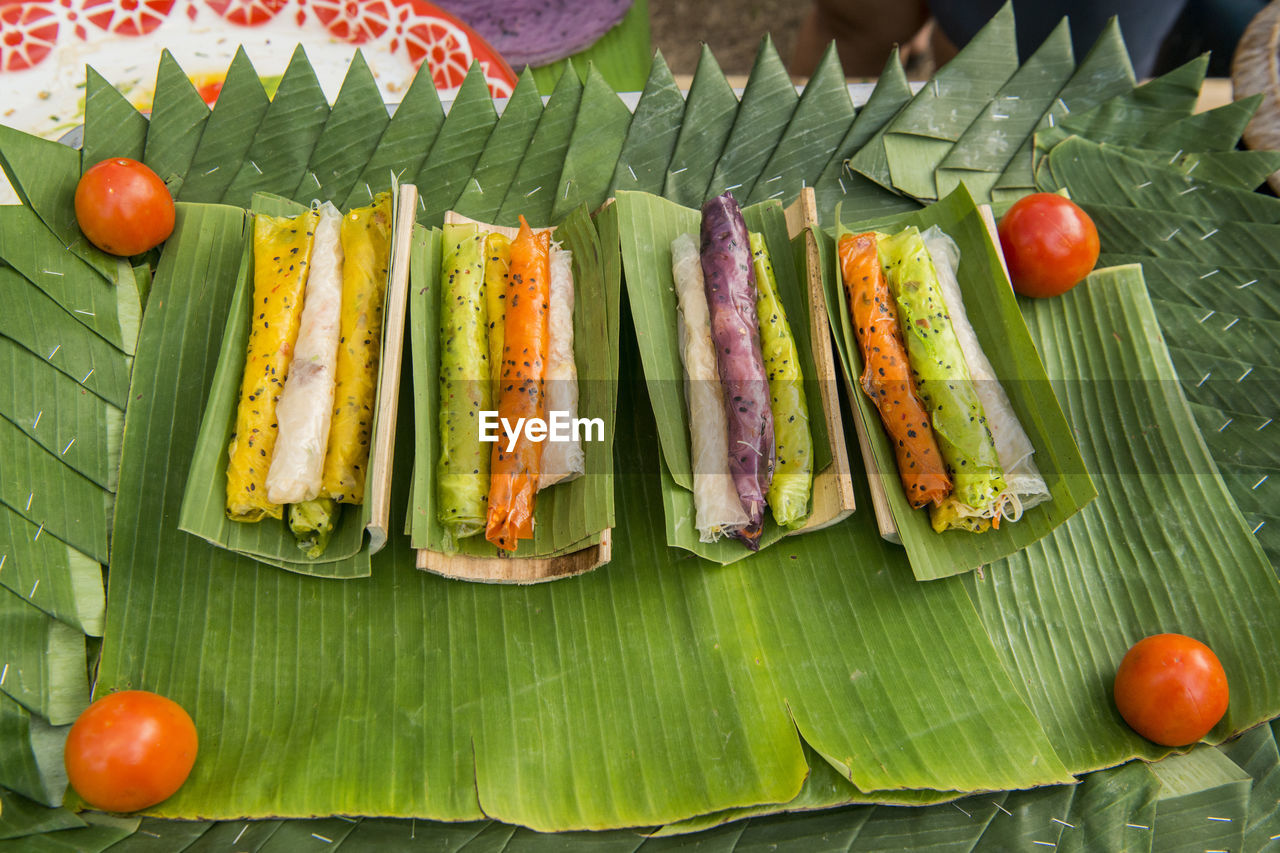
879,226,1006,514
538,242,585,490
225,208,319,522
486,218,550,551
701,192,774,548
437,222,493,544
320,192,392,504
749,231,813,530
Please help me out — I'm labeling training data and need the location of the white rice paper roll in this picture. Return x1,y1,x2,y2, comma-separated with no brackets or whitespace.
538,241,586,490
671,233,749,541
266,201,345,505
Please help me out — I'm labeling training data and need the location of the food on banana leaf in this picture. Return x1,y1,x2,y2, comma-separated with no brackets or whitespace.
319,192,393,505
701,192,774,550
749,231,813,530
671,232,749,543
486,217,550,551
879,226,1007,519
266,201,344,507
921,226,1049,527
484,231,511,397
289,498,337,559
437,222,493,545
538,241,585,491
838,230,952,510
225,207,319,522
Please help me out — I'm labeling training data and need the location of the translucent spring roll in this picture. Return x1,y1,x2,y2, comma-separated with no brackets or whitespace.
672,233,749,542
484,231,511,398
267,202,344,507
486,218,549,550
437,222,492,544
318,192,392,504
748,231,813,530
921,226,1049,525
701,192,774,549
538,242,584,490
838,231,951,509
879,226,1006,516
225,208,319,522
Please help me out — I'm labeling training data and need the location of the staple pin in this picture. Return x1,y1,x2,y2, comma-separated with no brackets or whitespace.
725,184,743,191
311,834,332,844
1186,160,1200,175
203,166,219,176
234,825,249,844
1136,181,1152,189
670,166,687,175
0,555,5,572
1170,149,1184,163
250,161,262,174
1199,227,1218,239
1198,310,1215,323
1258,418,1273,431
1217,418,1232,433
472,178,482,193
0,664,7,685
1164,228,1180,241
1048,114,1056,127
933,79,940,97
1223,318,1239,331
838,177,847,194
563,181,572,199
1057,97,1069,113
991,113,1009,120
25,493,32,511
1031,842,1055,848
74,309,96,317
1206,817,1231,822
62,438,75,455
33,523,43,541
47,344,60,359
1180,186,1201,196
1238,366,1253,382
992,801,1012,816
627,165,637,181
1052,818,1075,829
1198,269,1219,279
525,186,541,197
1252,475,1267,490
82,368,94,383
1196,372,1211,388
953,803,971,818
1254,520,1267,535
42,269,64,276
1238,279,1258,289
1126,824,1149,830
29,579,38,597
32,411,41,430
766,175,782,183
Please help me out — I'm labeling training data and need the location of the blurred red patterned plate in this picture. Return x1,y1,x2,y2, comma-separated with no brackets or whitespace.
0,0,516,139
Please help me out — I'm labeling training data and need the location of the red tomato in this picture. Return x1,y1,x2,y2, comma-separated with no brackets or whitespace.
1113,633,1229,746
997,192,1099,298
74,158,175,257
64,690,198,812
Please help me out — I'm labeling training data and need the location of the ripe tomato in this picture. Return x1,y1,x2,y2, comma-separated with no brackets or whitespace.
64,690,198,812
1113,633,1228,746
997,192,1099,298
74,158,175,257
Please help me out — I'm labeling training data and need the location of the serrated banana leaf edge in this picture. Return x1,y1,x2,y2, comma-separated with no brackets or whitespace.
4,18,1280,850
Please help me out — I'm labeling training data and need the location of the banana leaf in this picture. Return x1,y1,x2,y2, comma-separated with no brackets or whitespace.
451,70,545,224
292,51,389,207
0,205,138,355
967,266,1280,773
991,16,1135,199
178,48,270,204
496,67,583,227
1099,253,1280,322
528,0,652,95
827,186,1094,579
1054,54,1206,148
80,66,147,173
409,205,615,562
177,199,374,577
415,64,499,228
869,2,1019,199
0,335,120,492
934,20,1075,202
341,62,444,212
552,66,632,222
220,47,330,209
704,35,797,202
1156,300,1280,367
0,813,138,853
0,789,84,840
0,694,67,808
0,586,88,725
1219,722,1280,851
1046,137,1280,222
609,51,684,196
745,44,854,208
663,46,738,208
1149,748,1251,853
1142,96,1262,155
0,503,103,636
1161,149,1280,191
615,191,837,562
141,50,210,193
0,125,122,285
1057,760,1158,853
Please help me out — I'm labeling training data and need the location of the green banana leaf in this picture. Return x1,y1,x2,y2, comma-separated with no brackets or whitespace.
1142,96,1262,154
415,64,499,228
178,48,270,204
0,587,88,725
1149,748,1251,852
0,503,104,636
141,50,210,194
827,186,1095,580
934,19,1075,202
220,47,330,209
292,51,389,207
609,51,685,196
1052,54,1206,148
341,62,445,212
0,812,138,852
0,694,68,808
1057,760,1158,853
1219,722,1280,850
497,67,583,227
552,66,633,222
452,70,545,224
615,190,836,562
663,46,738,208
704,35,798,202
177,199,375,577
80,67,147,171
0,788,84,840
409,205,616,561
